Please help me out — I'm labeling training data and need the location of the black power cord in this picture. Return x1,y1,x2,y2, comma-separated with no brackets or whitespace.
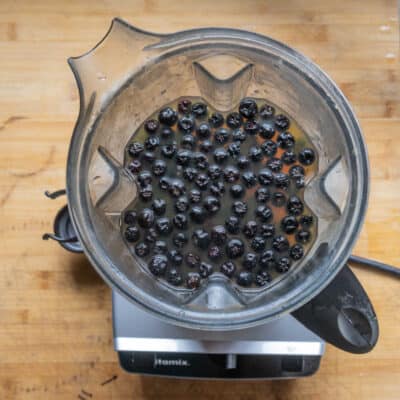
349,255,400,278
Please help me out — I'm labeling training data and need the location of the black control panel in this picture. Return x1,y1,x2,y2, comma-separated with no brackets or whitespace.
118,351,321,379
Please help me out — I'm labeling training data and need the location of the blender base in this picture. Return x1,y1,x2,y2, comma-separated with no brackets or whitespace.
113,291,325,379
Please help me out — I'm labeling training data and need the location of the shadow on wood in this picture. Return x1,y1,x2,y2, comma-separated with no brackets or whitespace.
138,375,300,399
67,253,106,287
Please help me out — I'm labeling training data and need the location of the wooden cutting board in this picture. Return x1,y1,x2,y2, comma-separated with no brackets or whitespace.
0,0,399,399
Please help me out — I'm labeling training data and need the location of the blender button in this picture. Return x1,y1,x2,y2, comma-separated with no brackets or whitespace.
226,354,237,369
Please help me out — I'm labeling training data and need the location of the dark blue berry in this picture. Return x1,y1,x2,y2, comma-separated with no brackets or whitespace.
244,120,259,135
232,128,247,142
208,164,222,180
152,159,167,176
226,239,245,258
199,139,213,153
242,171,257,187
192,229,210,249
161,143,177,158
149,255,168,276
261,140,277,156
152,199,166,215
187,272,201,289
191,102,207,118
155,217,172,235
168,249,183,265
239,98,258,119
138,170,152,186
211,225,227,245
181,134,195,149
225,216,240,234
209,181,225,197
296,230,311,244
142,151,155,163
287,196,304,216
213,147,228,164
178,115,195,133
259,104,275,119
199,262,213,278
128,159,142,173
144,228,158,244
144,119,159,134
173,213,188,229
161,126,173,138
259,121,275,139
208,245,222,260
274,114,290,131
274,173,290,190
175,196,189,212
154,240,168,254
223,166,240,183
158,107,178,126
178,99,191,114
124,210,137,225
185,253,201,268
299,148,316,166
220,261,236,277
195,173,210,190
232,201,248,217
276,257,291,273
167,268,183,286
214,128,230,144
300,215,314,227
137,208,155,228
248,146,263,162
173,232,188,248
208,112,224,128
255,270,271,286
227,112,243,128
137,188,152,204
128,142,144,157
197,123,211,138
259,249,276,269
255,205,273,222
189,206,207,223
272,235,289,252
183,167,198,182
251,236,266,252
237,271,253,287
258,168,274,186
281,216,299,234
255,187,270,202
277,131,295,149
168,179,186,197
243,221,258,238
260,223,275,238
176,149,192,166
267,157,283,172
125,226,140,242
237,155,250,169
243,253,258,270
135,242,150,257
281,150,297,165
230,184,244,198
290,244,304,260
227,142,241,157
203,196,220,213
289,165,305,179
190,189,202,205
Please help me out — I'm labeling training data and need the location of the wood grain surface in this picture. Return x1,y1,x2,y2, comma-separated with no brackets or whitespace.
0,0,399,399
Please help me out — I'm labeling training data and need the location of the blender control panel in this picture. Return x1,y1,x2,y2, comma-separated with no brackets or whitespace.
118,351,321,379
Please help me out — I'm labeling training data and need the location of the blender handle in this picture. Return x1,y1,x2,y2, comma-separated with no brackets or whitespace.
291,264,379,354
